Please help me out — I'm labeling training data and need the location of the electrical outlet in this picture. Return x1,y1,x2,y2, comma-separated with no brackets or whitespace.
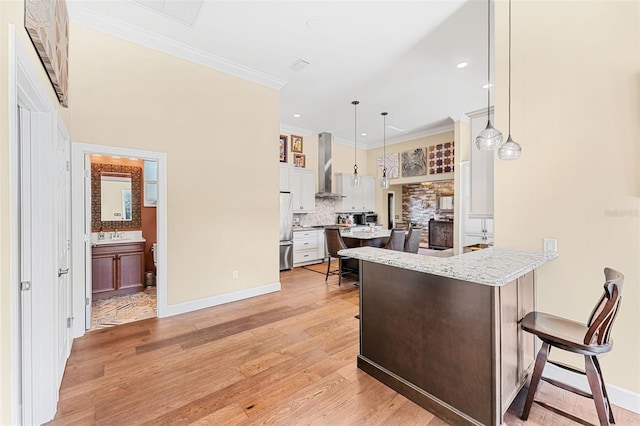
543,238,557,254
232,270,238,279
395,215,399,219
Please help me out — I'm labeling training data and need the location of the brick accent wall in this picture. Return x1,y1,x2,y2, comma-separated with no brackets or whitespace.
402,180,454,247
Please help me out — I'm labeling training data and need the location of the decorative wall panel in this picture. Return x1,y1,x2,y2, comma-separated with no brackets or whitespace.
401,148,427,178
428,142,455,174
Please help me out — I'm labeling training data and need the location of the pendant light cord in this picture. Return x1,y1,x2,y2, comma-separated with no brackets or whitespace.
352,101,359,172
508,0,512,135
487,0,491,121
382,112,387,174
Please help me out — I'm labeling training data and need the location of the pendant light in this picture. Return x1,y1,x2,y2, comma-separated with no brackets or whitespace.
475,0,503,151
380,112,390,189
498,0,522,160
351,100,360,187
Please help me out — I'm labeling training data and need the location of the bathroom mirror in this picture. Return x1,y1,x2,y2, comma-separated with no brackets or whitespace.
100,172,132,221
91,163,142,230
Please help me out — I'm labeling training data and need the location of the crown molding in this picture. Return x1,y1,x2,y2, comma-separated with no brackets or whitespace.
70,8,287,91
279,123,315,137
364,122,455,150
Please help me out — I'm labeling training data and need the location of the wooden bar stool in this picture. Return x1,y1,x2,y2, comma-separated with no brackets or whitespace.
520,267,624,426
324,227,351,286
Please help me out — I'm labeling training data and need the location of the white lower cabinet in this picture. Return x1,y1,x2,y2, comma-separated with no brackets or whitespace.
293,229,325,267
465,217,494,245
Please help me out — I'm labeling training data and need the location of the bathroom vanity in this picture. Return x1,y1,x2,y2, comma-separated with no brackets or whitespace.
92,241,145,300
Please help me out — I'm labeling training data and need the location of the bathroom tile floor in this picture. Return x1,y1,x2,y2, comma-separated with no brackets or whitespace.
90,286,157,331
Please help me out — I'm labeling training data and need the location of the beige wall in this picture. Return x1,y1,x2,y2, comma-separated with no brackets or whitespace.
69,24,280,305
494,1,640,393
366,131,455,228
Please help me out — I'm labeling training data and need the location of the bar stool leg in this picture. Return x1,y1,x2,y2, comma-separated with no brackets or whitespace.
338,258,342,286
325,257,331,282
592,356,615,423
522,342,550,420
585,355,612,426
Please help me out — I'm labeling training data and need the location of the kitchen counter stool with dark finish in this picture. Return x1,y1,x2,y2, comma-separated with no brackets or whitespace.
324,227,353,286
521,267,624,426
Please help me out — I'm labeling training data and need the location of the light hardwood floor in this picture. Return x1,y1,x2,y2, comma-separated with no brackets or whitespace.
48,266,638,425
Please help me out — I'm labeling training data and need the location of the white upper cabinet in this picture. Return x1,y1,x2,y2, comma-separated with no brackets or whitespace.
469,112,494,216
335,173,375,212
279,163,291,192
290,167,315,212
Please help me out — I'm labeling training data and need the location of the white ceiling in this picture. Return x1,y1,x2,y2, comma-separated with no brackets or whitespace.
67,0,494,148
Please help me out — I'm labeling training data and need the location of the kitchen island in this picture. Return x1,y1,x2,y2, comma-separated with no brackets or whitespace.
337,246,558,426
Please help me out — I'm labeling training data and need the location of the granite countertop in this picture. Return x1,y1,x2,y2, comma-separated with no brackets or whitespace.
340,229,391,239
337,246,558,286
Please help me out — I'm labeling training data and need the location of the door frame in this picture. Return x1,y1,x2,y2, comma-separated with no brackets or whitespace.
70,143,167,337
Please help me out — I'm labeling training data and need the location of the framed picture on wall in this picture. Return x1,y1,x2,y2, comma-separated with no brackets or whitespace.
291,135,303,153
293,153,306,168
279,134,288,162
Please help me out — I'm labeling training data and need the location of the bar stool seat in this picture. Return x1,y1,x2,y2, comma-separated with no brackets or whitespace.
520,267,624,426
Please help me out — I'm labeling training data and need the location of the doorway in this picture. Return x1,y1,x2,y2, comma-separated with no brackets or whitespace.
87,155,157,330
387,192,395,229
71,143,167,335
72,142,167,335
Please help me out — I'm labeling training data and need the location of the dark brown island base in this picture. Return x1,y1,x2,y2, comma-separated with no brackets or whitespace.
338,246,558,426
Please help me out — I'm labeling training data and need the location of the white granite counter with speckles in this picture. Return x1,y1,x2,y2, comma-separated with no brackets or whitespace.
337,246,558,286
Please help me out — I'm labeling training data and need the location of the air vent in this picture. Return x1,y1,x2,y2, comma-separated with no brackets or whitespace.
289,58,310,72
130,0,204,26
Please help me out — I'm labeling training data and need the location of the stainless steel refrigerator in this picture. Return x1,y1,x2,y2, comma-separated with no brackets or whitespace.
279,192,293,270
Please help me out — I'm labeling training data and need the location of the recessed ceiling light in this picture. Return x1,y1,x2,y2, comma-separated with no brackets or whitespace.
360,133,367,137
456,62,468,69
293,113,301,118
482,83,493,89
307,17,322,29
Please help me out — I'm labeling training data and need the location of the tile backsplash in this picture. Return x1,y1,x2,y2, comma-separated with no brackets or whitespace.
295,198,337,226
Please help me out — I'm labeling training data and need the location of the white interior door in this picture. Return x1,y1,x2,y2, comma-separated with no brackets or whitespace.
55,113,72,385
18,106,34,426
84,153,92,329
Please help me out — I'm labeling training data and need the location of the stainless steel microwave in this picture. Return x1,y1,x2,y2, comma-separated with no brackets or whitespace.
354,212,378,225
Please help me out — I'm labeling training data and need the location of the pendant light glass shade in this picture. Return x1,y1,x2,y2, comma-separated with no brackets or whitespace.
498,0,522,160
476,0,503,151
498,135,521,160
476,121,503,150
351,100,360,187
380,112,389,189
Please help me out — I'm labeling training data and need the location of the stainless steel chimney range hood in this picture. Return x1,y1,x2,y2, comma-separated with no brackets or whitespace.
315,132,345,199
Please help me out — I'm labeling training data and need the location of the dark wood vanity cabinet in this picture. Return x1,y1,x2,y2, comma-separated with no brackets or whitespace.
92,242,144,300
428,219,453,249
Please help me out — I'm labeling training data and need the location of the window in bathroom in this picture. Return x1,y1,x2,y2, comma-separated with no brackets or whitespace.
144,160,158,207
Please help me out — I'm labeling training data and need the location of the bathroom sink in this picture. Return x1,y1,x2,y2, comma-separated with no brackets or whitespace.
92,231,146,245
92,237,146,246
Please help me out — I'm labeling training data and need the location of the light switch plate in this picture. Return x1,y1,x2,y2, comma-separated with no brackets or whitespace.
543,238,557,254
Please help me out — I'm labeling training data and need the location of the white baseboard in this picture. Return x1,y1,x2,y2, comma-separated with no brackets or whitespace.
159,282,281,318
544,363,640,414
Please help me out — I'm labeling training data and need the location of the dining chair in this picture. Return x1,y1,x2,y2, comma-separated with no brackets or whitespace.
384,228,406,251
403,226,421,253
324,227,351,286
520,267,624,426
